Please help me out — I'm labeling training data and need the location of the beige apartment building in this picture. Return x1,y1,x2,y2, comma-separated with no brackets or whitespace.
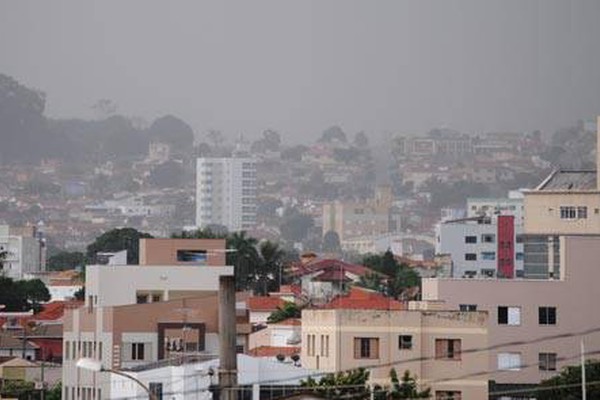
63,238,233,400
322,186,400,242
422,235,600,387
302,308,489,399
521,116,600,278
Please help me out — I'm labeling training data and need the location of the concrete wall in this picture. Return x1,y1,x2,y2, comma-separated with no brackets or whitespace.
85,265,232,308
139,238,226,266
422,235,600,385
524,192,600,235
301,308,488,398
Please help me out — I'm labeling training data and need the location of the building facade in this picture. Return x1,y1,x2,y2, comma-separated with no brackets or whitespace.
0,224,45,280
423,235,600,386
196,157,257,232
301,307,488,399
436,215,523,278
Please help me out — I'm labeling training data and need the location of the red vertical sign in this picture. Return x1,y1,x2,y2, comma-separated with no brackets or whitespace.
497,215,515,278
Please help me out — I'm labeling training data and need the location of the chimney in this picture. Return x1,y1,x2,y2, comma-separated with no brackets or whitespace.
218,275,237,400
597,116,600,190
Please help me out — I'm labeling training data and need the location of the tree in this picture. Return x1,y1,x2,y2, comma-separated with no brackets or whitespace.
147,114,195,155
301,368,372,399
357,272,385,293
388,369,431,399
256,241,286,295
46,383,62,400
353,131,369,148
0,249,7,272
227,231,259,290
86,228,153,265
536,360,600,399
268,301,301,323
147,161,185,188
171,227,228,239
0,277,50,312
280,210,314,243
318,126,347,144
322,231,341,253
47,251,85,271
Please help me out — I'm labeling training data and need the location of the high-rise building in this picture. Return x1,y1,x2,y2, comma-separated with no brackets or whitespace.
195,157,257,232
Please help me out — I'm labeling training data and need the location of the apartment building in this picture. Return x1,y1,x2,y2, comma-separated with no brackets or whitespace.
0,224,45,280
62,238,234,400
423,235,600,388
436,214,523,278
302,306,488,399
196,157,257,232
322,186,400,242
521,116,600,278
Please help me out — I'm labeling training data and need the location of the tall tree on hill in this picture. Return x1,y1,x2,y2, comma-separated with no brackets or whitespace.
86,228,153,265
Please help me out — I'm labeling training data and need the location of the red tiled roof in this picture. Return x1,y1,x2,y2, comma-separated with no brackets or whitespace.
320,287,404,311
271,318,301,326
290,259,384,279
248,346,300,357
247,297,285,311
0,301,82,327
311,269,352,282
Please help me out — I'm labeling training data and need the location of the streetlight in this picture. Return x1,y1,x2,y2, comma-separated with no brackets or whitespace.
76,358,157,400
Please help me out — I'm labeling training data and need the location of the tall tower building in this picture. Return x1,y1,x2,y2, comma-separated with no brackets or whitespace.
196,157,257,232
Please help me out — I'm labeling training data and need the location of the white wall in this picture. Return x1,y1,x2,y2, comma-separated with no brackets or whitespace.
85,265,233,308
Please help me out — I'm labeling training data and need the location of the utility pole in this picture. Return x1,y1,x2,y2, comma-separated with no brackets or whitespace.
581,339,587,400
219,275,237,400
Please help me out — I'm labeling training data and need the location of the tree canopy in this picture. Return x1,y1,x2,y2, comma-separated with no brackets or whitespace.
86,227,153,264
0,277,51,312
536,360,600,399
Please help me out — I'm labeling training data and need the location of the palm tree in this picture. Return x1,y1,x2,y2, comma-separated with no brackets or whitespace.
256,240,285,295
226,231,259,290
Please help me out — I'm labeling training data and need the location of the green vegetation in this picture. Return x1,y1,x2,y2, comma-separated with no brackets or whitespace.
536,360,600,399
268,302,301,323
0,276,50,312
46,251,85,271
360,250,421,299
86,227,153,264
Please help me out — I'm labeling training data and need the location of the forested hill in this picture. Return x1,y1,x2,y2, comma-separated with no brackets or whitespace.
0,73,194,164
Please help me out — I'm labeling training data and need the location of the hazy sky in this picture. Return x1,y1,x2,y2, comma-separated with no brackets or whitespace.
1,0,600,142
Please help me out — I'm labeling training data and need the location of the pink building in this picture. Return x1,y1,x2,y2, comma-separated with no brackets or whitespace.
423,235,600,387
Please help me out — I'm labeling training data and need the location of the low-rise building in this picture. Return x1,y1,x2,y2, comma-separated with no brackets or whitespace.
301,305,488,399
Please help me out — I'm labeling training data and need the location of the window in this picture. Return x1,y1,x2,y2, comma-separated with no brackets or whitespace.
481,234,495,243
539,307,557,325
497,352,522,370
578,206,588,219
435,339,461,360
516,234,524,243
399,335,413,350
353,337,379,359
131,343,145,360
136,294,148,304
435,391,462,400
465,236,477,244
465,253,477,261
539,352,557,371
560,206,577,219
176,250,207,264
152,294,161,303
65,341,70,360
459,304,477,312
481,252,496,260
515,252,524,261
320,335,330,357
307,334,316,356
498,306,521,325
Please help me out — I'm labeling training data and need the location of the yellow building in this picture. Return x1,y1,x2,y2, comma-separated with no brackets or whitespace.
302,306,488,399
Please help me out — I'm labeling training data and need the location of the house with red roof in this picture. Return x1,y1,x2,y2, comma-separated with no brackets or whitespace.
319,287,403,310
288,259,386,304
248,318,301,355
246,296,286,326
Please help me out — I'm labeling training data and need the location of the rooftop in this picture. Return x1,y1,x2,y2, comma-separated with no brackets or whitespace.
535,169,597,191
319,287,404,311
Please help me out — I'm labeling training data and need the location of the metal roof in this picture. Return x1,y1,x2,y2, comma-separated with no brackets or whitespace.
536,170,597,191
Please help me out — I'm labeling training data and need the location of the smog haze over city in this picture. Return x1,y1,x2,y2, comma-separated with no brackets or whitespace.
2,2,600,399
2,1,600,139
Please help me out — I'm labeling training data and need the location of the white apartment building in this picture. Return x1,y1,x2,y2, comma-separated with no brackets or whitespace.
0,225,45,280
466,190,525,225
436,215,524,279
196,157,257,232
